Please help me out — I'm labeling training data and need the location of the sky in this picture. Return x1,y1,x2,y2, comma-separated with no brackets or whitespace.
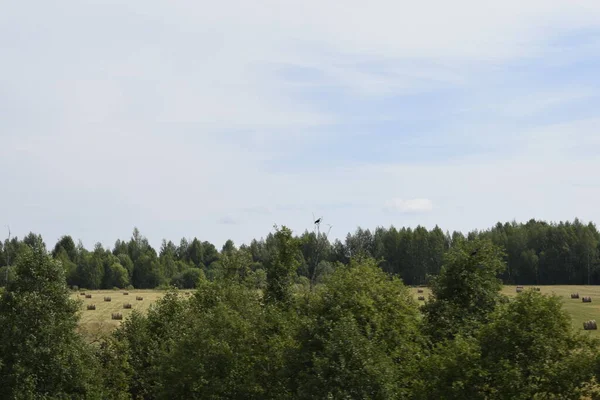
1,0,600,249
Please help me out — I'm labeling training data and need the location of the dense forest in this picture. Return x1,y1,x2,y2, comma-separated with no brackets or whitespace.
1,219,599,289
2,225,600,399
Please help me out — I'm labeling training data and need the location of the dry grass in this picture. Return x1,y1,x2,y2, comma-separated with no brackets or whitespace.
73,290,170,338
410,285,600,337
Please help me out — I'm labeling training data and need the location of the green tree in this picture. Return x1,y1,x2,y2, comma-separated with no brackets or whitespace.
0,247,101,398
291,259,423,399
265,225,300,305
422,239,506,341
477,291,599,399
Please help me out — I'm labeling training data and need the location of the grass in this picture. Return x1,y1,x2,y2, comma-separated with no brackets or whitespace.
411,285,600,337
73,286,600,338
72,290,168,339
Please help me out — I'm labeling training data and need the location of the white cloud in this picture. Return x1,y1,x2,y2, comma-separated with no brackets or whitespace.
384,198,433,214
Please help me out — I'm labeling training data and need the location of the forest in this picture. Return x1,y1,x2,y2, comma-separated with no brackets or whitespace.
2,223,600,399
1,218,599,290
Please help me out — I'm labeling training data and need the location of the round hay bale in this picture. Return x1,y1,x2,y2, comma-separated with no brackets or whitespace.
104,296,112,302
123,292,129,295
584,320,598,330
417,289,424,294
185,292,191,295
571,293,580,299
533,287,541,292
86,304,96,310
85,294,92,299
136,296,143,301
111,313,123,320
418,296,425,301
582,296,592,303
516,287,524,293
80,292,86,296
123,303,132,309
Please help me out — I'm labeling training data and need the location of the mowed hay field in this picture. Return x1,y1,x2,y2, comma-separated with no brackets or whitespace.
411,285,600,337
72,290,191,338
74,286,600,338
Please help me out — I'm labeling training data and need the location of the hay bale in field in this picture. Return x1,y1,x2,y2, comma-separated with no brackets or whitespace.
533,287,541,292
85,294,92,299
80,292,86,296
571,293,580,299
583,296,592,303
123,292,129,295
584,320,598,330
418,296,425,301
123,303,132,309
516,286,524,293
185,292,190,295
86,304,96,310
417,289,424,294
104,296,112,302
136,296,143,301
111,313,123,320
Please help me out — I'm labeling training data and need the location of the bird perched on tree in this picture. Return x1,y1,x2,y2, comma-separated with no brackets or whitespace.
470,249,479,257
314,218,322,224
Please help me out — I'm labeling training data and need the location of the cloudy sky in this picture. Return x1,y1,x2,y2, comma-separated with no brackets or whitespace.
2,0,600,249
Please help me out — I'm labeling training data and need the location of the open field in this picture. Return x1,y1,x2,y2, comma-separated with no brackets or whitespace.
73,286,600,338
72,290,183,338
411,285,600,337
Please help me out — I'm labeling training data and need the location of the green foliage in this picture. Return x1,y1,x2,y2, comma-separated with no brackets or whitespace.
418,291,600,399
477,291,598,399
422,239,506,341
0,247,101,398
265,225,300,305
170,268,205,289
291,259,423,399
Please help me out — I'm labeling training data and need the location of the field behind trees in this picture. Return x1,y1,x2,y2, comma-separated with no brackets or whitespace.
72,285,600,339
5,229,600,399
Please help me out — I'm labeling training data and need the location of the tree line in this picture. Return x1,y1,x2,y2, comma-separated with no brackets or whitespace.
2,226,600,399
1,218,599,290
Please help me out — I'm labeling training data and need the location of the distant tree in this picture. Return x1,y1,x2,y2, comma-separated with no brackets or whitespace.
52,235,78,262
23,232,46,252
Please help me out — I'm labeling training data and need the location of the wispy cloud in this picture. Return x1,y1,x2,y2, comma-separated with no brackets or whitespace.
384,198,434,214
1,0,600,247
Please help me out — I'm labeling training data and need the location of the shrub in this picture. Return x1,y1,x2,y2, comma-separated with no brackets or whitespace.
126,285,134,291
72,285,79,291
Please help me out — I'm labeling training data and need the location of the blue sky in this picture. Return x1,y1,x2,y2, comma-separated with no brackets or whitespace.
1,0,600,249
